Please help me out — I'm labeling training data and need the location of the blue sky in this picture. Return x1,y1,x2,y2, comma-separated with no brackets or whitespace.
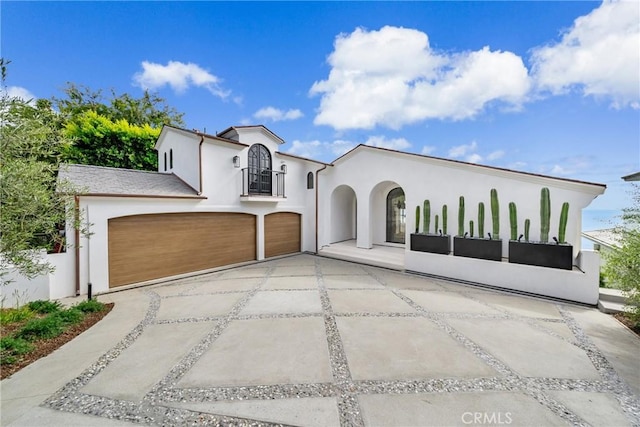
3,1,639,214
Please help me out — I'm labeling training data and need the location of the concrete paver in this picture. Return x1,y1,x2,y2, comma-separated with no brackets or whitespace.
2,254,639,426
177,317,333,387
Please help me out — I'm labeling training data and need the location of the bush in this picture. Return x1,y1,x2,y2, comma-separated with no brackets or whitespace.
54,308,84,325
27,300,62,314
17,315,64,341
1,336,35,365
604,184,640,327
0,306,34,324
74,299,105,313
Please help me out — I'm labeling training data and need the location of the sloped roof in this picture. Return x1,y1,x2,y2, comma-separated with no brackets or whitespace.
59,164,203,198
330,144,606,191
217,125,285,144
581,228,622,250
622,171,640,182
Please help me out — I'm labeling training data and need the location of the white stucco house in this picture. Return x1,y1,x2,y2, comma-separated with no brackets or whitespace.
34,124,607,305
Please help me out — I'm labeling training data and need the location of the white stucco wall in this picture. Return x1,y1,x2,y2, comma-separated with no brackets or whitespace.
156,128,201,191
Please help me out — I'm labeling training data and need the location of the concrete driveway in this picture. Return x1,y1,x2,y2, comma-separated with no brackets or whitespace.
2,254,639,426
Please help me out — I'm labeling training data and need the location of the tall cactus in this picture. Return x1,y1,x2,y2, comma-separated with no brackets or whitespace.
415,205,420,234
558,202,569,244
524,219,530,242
469,220,474,238
442,205,448,235
490,188,499,240
458,196,465,237
435,214,440,235
540,187,551,243
423,200,431,234
509,202,517,241
478,202,485,239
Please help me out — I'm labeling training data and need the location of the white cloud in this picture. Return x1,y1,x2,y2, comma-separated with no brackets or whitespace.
330,140,356,156
310,26,531,130
5,86,36,103
421,145,436,155
133,61,230,98
449,141,478,158
363,135,411,151
466,153,483,164
254,106,303,122
287,140,323,158
487,150,505,161
551,165,571,176
530,0,640,109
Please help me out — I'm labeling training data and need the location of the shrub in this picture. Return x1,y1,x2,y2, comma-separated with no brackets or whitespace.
0,306,34,325
17,315,64,341
1,336,35,365
27,300,62,314
54,308,84,325
74,299,105,313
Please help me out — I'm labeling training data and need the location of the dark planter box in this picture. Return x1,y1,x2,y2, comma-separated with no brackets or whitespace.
509,241,573,270
454,237,502,261
410,233,451,254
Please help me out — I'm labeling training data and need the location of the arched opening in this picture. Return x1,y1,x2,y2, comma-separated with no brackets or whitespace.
386,187,406,244
330,185,357,243
307,172,314,189
248,144,272,194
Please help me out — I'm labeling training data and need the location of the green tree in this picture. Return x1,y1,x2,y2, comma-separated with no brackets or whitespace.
63,111,160,171
604,184,640,327
51,83,184,170
52,83,184,128
0,60,87,284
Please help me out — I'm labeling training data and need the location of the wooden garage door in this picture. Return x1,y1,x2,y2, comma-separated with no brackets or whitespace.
264,212,301,258
108,212,256,288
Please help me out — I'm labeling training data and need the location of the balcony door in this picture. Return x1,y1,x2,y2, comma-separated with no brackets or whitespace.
248,144,272,194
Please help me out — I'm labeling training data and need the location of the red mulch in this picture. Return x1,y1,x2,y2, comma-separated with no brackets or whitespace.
1,303,114,380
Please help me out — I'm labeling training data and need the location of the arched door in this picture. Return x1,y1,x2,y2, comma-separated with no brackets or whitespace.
248,144,272,194
386,187,406,243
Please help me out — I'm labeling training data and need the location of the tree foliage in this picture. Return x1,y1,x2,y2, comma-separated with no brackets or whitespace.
63,111,160,171
604,184,640,326
0,60,86,283
52,83,184,128
51,83,183,171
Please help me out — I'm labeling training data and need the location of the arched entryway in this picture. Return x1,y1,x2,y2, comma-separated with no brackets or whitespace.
386,187,406,243
330,185,357,243
248,144,272,194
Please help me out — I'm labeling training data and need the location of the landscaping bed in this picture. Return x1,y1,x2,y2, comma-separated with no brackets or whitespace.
1,300,113,379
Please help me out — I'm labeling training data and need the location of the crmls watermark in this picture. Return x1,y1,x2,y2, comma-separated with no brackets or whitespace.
461,412,513,425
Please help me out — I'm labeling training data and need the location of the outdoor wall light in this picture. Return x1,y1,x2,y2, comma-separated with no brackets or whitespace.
233,155,240,168
281,164,287,174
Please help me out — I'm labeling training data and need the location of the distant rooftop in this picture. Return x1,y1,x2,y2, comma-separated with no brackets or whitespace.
581,228,622,250
622,171,640,182
58,164,202,198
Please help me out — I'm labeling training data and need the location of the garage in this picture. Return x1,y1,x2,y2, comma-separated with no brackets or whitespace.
264,212,301,258
108,212,256,287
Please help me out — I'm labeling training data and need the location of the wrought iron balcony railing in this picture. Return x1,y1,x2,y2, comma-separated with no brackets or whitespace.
241,167,285,198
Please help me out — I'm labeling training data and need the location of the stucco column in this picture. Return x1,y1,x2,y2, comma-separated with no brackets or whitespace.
356,191,372,249
256,214,265,260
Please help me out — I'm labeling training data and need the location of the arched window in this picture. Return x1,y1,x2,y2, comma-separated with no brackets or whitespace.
386,187,406,244
169,149,173,169
248,144,272,194
307,172,314,189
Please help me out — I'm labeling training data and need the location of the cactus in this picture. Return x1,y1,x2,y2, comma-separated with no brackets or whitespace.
478,202,485,239
509,202,517,241
540,187,551,243
442,205,448,235
458,196,465,237
469,220,474,238
558,202,569,244
415,206,420,234
524,219,530,242
423,200,431,234
490,188,499,240
435,214,439,235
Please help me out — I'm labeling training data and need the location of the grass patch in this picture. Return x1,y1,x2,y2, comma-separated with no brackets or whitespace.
17,315,65,341
1,336,34,365
27,300,63,314
74,299,105,313
0,306,35,324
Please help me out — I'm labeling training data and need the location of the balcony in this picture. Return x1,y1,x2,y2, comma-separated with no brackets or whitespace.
240,167,286,202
